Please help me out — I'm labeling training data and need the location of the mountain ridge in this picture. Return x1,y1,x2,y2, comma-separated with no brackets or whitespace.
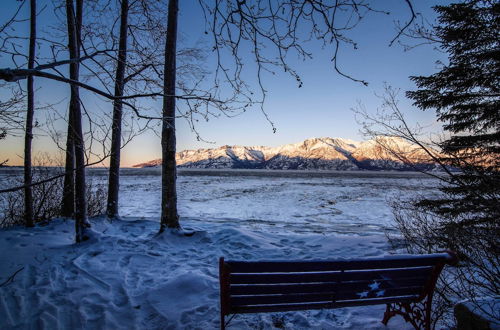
133,137,437,171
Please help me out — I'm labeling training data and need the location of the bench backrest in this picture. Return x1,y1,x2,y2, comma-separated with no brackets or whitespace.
219,253,457,315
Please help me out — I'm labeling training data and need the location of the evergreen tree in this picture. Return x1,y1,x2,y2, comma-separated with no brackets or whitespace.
395,2,500,322
407,0,500,226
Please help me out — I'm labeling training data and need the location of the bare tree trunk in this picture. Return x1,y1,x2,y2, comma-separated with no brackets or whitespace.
160,0,179,231
66,0,87,242
24,0,36,228
107,0,129,218
61,122,75,217
61,0,84,219
61,0,79,218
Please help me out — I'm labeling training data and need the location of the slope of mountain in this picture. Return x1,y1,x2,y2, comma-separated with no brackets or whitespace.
132,137,437,171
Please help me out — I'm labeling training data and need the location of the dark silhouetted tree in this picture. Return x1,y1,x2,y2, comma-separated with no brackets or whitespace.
407,0,499,227
61,0,84,219
355,1,499,324
160,0,180,230
107,0,129,218
24,0,36,227
65,0,88,242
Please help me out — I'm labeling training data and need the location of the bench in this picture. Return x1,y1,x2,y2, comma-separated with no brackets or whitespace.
219,252,457,330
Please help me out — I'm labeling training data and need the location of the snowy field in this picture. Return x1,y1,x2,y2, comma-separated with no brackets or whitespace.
0,169,441,329
119,168,439,235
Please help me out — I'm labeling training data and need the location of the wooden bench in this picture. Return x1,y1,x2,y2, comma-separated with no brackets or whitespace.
219,252,457,330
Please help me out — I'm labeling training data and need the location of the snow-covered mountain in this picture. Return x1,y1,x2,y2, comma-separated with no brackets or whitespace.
133,137,437,170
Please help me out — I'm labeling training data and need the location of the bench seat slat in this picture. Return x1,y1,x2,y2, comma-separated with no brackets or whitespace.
231,292,335,306
226,255,449,273
230,286,423,307
229,296,419,314
230,267,433,284
230,277,428,296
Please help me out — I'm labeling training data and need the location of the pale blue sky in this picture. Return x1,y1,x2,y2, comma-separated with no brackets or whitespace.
0,0,450,166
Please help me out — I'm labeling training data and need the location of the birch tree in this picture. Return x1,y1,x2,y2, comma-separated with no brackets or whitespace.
160,0,180,230
24,0,36,227
106,0,129,218
65,0,88,242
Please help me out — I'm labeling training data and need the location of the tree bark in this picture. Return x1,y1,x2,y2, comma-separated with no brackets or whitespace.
61,120,75,217
65,0,87,242
160,0,179,231
24,0,36,228
107,0,129,218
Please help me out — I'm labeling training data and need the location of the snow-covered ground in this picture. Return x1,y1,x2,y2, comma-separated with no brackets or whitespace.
120,169,439,234
0,169,440,329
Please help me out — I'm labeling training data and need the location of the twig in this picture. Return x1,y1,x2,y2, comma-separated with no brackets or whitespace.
0,267,25,287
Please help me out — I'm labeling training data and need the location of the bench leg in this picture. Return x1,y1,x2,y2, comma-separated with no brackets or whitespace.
382,304,396,325
381,295,433,330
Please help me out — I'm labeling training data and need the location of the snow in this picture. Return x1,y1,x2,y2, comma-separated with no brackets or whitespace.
458,297,500,326
0,169,438,329
120,169,438,233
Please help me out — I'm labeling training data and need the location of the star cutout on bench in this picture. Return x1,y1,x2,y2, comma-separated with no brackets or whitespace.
357,291,369,298
369,281,380,291
376,290,385,297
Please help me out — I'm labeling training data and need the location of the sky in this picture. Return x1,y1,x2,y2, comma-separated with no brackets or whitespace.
0,0,451,167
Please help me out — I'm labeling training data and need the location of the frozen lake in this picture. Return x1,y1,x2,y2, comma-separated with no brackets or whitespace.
112,168,438,235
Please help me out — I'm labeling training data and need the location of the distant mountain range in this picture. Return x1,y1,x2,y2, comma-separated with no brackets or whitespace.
133,137,438,171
